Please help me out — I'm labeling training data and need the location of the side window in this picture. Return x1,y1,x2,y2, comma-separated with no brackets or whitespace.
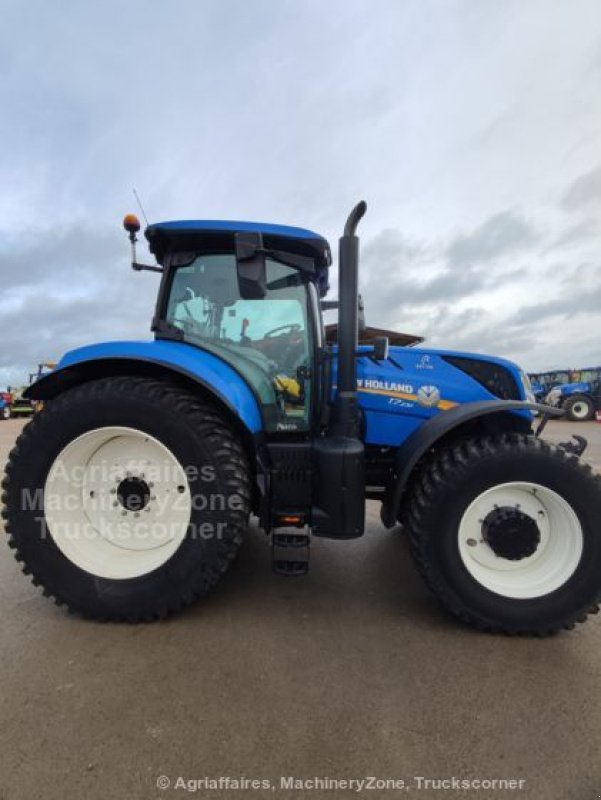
166,255,313,431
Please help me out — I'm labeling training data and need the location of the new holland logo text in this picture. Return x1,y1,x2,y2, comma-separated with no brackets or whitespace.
358,379,414,394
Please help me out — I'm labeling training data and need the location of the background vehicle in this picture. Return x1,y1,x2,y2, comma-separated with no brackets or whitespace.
3,363,56,418
3,204,600,635
528,370,571,402
6,386,35,418
545,367,601,422
0,391,12,420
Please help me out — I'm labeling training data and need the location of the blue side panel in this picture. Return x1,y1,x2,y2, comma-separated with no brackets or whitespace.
351,346,529,447
58,340,263,433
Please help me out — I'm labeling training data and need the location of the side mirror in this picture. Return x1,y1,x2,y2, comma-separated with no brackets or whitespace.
235,232,266,299
358,294,366,335
373,336,389,361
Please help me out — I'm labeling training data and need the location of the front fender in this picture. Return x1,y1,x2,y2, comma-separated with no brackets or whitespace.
380,400,564,528
24,340,263,434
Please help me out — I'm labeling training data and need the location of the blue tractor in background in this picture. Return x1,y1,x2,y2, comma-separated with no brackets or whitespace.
545,368,601,422
3,203,601,635
528,370,571,403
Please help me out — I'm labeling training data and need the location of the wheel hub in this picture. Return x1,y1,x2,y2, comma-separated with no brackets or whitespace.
117,476,151,512
44,426,192,579
481,506,541,561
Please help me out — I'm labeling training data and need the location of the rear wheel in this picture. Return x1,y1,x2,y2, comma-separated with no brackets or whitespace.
564,394,594,422
404,435,601,634
2,377,251,621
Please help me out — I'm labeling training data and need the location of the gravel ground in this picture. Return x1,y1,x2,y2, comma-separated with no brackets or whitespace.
0,417,600,800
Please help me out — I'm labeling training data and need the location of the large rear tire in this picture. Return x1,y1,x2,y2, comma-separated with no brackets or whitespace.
2,377,251,621
403,435,601,634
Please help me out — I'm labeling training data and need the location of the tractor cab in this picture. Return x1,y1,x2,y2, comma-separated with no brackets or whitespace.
145,220,331,433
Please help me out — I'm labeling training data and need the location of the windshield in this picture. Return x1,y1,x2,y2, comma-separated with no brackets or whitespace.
165,254,313,432
543,371,570,386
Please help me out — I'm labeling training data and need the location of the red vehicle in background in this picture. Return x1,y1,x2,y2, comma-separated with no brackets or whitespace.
0,391,13,420
0,363,56,420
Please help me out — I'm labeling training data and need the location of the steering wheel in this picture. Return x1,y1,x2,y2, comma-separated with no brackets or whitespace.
264,323,302,339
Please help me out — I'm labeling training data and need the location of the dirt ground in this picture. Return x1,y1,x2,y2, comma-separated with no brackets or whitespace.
0,418,600,800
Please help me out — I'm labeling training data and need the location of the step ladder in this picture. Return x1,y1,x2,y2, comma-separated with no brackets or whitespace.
272,531,310,576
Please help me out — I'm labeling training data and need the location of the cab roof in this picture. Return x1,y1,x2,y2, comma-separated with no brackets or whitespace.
145,219,332,268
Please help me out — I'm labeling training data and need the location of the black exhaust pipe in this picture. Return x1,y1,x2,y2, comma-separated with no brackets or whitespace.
330,200,367,437
312,202,367,539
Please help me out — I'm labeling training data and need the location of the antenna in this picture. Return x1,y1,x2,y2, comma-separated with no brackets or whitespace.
132,188,149,227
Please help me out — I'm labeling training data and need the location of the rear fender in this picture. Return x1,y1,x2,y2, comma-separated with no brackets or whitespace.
24,340,264,436
380,400,564,528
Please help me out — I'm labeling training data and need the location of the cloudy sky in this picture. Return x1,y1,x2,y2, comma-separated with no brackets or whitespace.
1,0,600,387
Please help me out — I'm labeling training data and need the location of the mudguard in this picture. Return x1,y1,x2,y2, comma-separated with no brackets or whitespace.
380,400,564,528
24,340,263,434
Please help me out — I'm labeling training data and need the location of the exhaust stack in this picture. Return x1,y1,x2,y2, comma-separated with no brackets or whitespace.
312,202,367,539
330,200,367,437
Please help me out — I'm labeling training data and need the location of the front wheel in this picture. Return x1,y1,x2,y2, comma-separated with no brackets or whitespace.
2,377,251,621
404,435,601,634
564,394,594,422
1,406,9,420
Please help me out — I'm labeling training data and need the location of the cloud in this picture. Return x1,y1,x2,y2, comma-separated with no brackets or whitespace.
0,0,600,383
360,211,534,329
508,284,601,326
561,166,601,211
549,219,599,250
0,225,123,292
446,211,537,268
0,224,160,386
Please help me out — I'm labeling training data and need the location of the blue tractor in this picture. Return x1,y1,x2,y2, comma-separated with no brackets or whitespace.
528,370,571,403
545,368,601,422
3,203,601,634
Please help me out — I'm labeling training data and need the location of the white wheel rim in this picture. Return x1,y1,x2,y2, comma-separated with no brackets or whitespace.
44,427,192,579
458,482,583,599
571,401,589,419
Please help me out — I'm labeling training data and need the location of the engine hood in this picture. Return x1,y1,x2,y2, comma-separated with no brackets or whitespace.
556,381,591,395
351,345,530,446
